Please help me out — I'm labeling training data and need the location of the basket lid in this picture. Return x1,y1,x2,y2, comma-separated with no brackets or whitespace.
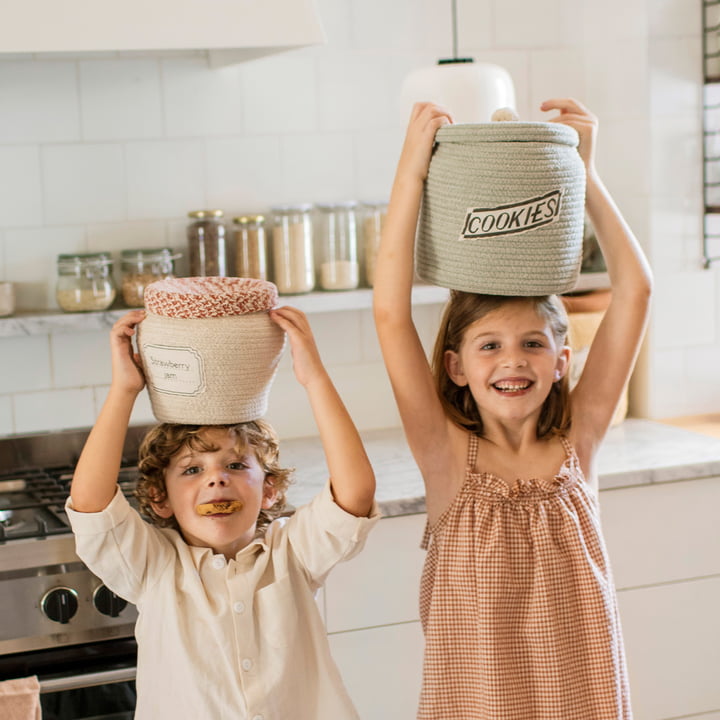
143,277,278,319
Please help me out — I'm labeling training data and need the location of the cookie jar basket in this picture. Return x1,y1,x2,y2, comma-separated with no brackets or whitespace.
138,277,285,424
416,122,586,296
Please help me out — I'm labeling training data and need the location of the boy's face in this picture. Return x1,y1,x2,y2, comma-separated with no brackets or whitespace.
151,427,278,559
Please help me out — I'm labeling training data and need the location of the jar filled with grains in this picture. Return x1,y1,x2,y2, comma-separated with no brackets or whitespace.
233,215,269,281
187,209,227,277
315,202,360,291
271,204,315,294
360,201,387,288
56,252,116,312
120,247,180,307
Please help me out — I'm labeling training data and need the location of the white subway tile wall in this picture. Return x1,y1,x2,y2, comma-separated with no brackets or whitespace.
0,0,709,434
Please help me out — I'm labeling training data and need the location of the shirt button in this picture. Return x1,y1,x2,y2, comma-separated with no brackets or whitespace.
241,658,253,671
211,556,226,570
233,601,246,614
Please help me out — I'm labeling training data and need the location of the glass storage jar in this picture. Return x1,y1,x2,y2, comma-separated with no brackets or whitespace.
360,201,387,288
271,204,315,294
233,215,269,281
56,252,116,312
120,247,180,307
315,202,360,291
187,209,227,276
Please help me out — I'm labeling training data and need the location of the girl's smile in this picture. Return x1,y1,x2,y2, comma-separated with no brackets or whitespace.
445,300,569,424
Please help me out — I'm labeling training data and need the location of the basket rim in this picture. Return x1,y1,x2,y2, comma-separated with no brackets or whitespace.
435,122,579,147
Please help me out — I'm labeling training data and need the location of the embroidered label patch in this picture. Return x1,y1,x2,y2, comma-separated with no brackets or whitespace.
143,344,205,396
459,190,562,240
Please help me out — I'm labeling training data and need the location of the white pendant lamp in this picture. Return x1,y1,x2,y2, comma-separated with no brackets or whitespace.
399,0,516,124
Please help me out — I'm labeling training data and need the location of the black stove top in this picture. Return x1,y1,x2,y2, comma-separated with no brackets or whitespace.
0,465,139,542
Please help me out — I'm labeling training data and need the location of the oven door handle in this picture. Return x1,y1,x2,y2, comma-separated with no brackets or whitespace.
39,666,136,694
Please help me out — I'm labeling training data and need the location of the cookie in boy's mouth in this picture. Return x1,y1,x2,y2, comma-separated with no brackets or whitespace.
196,501,244,516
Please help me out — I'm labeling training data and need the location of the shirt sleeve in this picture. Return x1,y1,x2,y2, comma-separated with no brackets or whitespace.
65,488,173,604
281,480,381,588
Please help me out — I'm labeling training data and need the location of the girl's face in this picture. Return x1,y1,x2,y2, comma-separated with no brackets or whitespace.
445,300,570,427
151,428,278,559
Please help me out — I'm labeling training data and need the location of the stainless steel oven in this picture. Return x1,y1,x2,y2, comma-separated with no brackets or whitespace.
0,426,150,719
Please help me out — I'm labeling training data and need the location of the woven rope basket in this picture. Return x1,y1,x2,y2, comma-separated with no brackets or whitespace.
417,122,586,296
137,278,285,424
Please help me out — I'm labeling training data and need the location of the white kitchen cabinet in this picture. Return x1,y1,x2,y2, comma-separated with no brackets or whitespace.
324,513,426,633
0,0,325,65
618,578,720,720
323,475,720,720
329,621,425,720
600,475,720,588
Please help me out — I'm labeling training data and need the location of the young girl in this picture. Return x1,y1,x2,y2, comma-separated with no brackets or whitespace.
67,306,378,720
373,99,652,719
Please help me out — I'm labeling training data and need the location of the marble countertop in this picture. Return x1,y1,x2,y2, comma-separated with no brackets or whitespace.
281,419,720,517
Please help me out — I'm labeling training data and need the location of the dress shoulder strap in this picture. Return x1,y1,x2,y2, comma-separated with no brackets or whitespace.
467,432,479,471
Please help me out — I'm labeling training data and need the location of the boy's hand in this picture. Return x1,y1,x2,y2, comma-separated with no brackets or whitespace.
541,97,598,174
269,306,324,388
396,102,454,184
110,310,146,395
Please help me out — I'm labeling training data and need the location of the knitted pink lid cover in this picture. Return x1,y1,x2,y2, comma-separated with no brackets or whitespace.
143,277,278,318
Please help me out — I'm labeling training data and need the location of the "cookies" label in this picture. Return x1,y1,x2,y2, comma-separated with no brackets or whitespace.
459,190,562,240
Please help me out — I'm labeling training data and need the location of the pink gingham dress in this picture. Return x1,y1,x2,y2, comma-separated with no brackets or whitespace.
418,433,632,719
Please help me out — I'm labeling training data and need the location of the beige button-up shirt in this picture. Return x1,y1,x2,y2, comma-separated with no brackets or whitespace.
66,482,380,720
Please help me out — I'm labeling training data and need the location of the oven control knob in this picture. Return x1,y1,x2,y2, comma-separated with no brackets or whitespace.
41,587,79,624
93,584,128,617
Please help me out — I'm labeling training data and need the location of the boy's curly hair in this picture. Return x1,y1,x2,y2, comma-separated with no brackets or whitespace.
431,292,572,439
134,420,294,537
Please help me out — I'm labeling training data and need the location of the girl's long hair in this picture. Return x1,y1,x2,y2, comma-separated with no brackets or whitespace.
431,292,572,439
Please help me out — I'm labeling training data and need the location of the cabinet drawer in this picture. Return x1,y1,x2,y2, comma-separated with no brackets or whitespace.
325,513,427,633
600,476,720,588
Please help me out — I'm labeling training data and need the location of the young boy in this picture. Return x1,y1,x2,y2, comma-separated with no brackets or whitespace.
67,305,378,720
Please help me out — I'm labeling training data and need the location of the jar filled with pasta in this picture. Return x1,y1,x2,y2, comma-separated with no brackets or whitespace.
233,215,269,281
120,247,180,307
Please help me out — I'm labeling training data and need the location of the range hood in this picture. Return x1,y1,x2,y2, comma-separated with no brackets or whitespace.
0,0,326,65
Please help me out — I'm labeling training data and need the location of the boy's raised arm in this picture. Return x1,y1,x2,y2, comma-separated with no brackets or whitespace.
71,309,146,513
269,306,375,517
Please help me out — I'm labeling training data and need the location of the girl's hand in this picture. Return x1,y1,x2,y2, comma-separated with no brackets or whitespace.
541,97,598,175
110,310,146,395
396,102,454,184
269,306,324,388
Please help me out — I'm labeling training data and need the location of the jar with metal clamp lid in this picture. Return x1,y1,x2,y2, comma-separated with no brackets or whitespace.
187,209,227,276
56,252,116,312
120,247,180,307
233,215,269,281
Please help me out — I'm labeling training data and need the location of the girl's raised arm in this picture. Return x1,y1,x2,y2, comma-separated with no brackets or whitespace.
544,98,652,458
373,103,460,491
